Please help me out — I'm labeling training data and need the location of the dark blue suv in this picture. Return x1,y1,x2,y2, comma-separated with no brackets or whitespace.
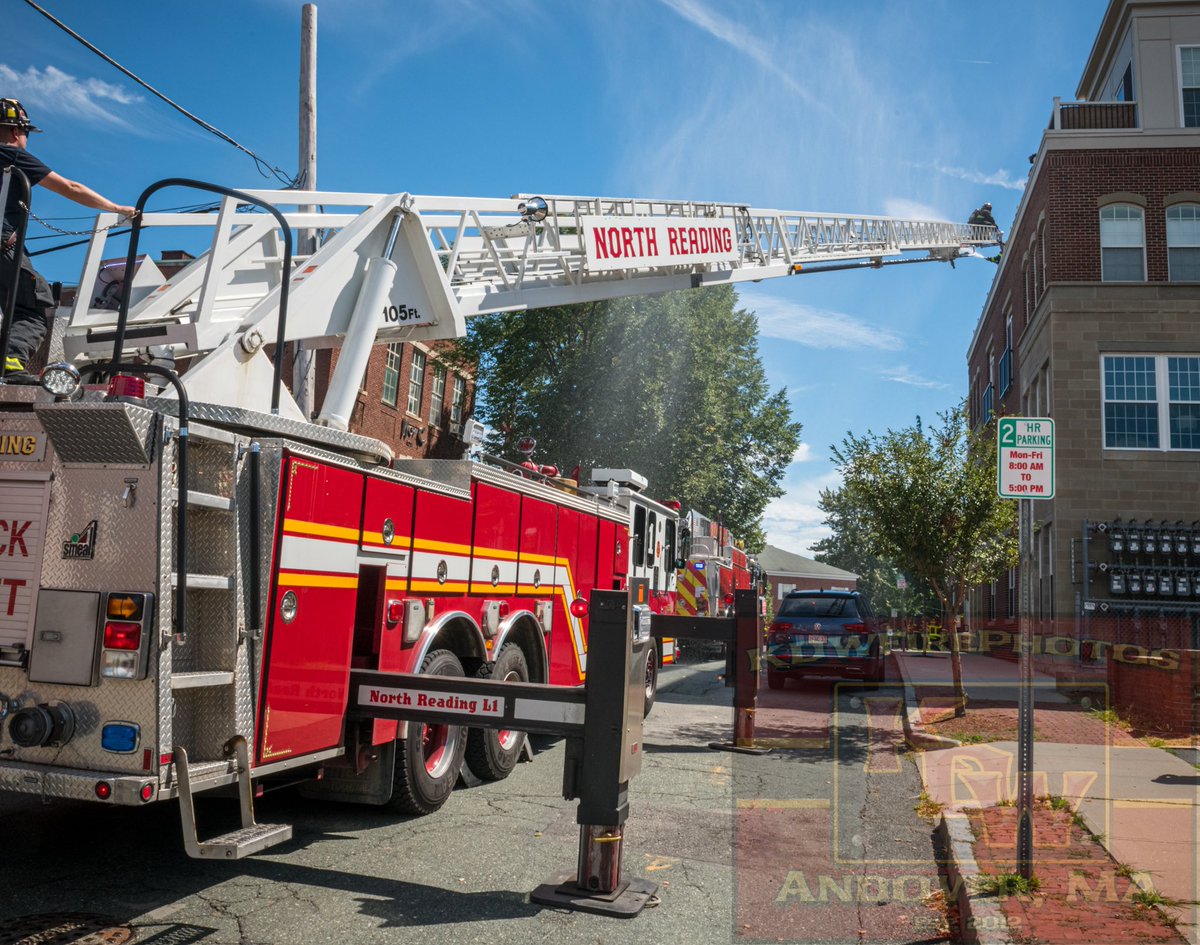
766,590,884,688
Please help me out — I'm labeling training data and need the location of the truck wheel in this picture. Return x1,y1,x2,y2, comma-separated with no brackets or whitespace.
388,649,467,815
464,644,529,782
642,640,658,716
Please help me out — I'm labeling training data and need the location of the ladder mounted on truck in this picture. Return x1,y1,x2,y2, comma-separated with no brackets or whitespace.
57,180,1000,423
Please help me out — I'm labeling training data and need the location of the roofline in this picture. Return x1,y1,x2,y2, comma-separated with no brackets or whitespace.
765,569,860,581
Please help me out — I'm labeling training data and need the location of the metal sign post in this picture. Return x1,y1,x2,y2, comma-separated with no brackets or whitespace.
348,588,656,917
997,417,1055,881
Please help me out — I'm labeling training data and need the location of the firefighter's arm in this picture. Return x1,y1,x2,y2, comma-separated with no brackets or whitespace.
37,171,138,220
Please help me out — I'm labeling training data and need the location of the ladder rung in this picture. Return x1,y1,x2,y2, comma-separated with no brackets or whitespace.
172,671,235,689
186,490,233,511
170,573,233,590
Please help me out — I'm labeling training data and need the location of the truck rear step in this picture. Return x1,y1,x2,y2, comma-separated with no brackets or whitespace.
175,735,292,859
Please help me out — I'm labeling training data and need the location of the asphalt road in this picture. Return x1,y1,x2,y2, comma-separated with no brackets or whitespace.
0,661,954,945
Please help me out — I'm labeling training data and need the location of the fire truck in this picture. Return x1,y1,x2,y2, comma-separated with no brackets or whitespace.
0,178,998,856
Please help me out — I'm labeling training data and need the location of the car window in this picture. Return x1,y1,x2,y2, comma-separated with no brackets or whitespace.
777,596,859,619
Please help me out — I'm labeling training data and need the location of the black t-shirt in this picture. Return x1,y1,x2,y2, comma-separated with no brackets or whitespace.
0,145,52,237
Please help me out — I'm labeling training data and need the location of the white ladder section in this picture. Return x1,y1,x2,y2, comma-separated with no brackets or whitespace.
59,187,999,420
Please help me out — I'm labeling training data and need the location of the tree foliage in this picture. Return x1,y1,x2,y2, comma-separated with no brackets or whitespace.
811,483,939,620
828,406,1018,714
451,286,800,550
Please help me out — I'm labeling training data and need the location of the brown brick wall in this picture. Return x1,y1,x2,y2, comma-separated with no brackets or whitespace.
1109,648,1199,734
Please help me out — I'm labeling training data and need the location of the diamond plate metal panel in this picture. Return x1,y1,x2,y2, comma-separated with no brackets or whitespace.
144,396,392,464
34,402,157,466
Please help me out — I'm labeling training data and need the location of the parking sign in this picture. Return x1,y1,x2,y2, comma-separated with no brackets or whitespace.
997,417,1054,499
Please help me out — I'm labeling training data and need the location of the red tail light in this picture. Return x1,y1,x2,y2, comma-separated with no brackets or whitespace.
104,621,142,650
768,621,790,643
724,594,735,605
841,623,867,633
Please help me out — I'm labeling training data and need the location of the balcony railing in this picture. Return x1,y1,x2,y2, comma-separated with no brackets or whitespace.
999,347,1012,397
1049,97,1138,131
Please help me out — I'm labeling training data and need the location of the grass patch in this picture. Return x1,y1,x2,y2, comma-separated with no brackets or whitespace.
1144,736,1167,748
1114,862,1137,878
914,791,945,821
1131,888,1177,909
1045,795,1073,812
977,872,1041,897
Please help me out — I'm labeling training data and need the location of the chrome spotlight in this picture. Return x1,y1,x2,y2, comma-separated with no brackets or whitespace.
40,362,81,398
518,196,548,222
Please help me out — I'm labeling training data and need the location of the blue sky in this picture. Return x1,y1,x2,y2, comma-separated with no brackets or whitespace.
8,0,1102,553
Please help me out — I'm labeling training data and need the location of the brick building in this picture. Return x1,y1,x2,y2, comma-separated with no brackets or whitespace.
965,0,1200,723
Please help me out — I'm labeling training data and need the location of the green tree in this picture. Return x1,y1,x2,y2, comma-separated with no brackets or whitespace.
812,483,939,621
453,286,800,549
829,406,1017,716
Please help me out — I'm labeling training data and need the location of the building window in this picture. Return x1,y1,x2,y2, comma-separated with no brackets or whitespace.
430,363,447,425
1099,204,1145,281
449,375,466,433
1167,204,1200,281
1114,62,1134,102
1181,46,1200,127
1103,354,1200,450
999,314,1013,397
382,343,401,406
407,348,426,415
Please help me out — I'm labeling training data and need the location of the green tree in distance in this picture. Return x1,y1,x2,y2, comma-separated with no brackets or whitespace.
829,406,1017,716
812,483,940,621
452,286,800,551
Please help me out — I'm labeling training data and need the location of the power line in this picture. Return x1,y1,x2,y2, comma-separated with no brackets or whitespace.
20,0,298,185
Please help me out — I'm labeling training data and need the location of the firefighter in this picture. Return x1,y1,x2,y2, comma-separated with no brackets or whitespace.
968,202,997,228
1,98,137,382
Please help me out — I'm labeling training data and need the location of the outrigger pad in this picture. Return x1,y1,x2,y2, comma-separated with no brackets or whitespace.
530,873,659,918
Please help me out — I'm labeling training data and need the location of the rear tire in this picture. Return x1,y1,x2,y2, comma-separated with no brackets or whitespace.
642,640,659,717
766,668,786,690
387,649,467,815
464,644,529,782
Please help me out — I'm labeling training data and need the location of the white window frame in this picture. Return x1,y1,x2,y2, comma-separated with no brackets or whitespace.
382,343,401,407
1101,353,1200,451
1166,203,1200,282
407,348,426,416
449,375,466,433
1178,45,1200,128
1099,204,1146,282
429,362,447,425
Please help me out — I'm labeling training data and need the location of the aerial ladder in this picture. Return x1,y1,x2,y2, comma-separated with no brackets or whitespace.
57,183,1000,435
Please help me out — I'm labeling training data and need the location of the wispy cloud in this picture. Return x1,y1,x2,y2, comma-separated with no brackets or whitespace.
921,161,1027,192
745,293,904,351
0,65,142,130
882,197,947,222
880,365,949,390
655,0,822,109
763,468,841,554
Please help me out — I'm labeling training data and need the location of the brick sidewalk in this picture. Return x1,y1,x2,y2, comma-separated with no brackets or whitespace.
922,702,1146,747
967,803,1187,945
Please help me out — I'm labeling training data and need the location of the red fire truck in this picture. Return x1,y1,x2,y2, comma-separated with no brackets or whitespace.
0,180,997,856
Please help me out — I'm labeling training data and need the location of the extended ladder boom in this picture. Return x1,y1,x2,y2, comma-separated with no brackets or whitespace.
59,185,999,421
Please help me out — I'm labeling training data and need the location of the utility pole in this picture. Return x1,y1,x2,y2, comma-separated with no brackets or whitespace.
292,3,318,418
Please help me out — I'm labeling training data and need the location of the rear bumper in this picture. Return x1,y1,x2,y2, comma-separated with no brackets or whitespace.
0,759,163,805
767,650,882,679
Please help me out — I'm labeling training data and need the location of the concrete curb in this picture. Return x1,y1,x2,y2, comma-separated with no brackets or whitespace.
895,654,961,751
937,812,1011,945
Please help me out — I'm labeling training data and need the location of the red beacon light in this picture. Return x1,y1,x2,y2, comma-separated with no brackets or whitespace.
664,499,683,511
569,597,589,617
107,374,146,399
